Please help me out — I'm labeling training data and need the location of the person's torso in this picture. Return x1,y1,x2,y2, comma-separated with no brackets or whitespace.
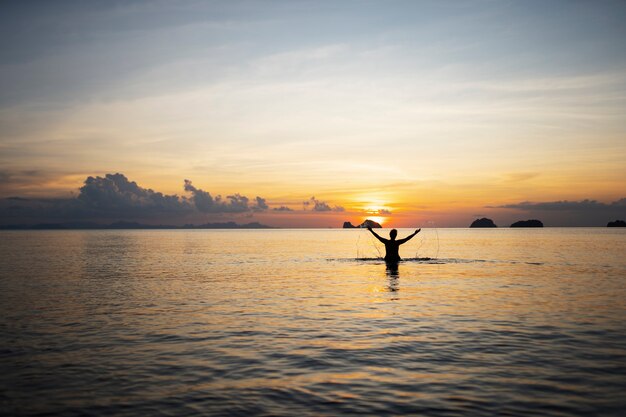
384,241,400,260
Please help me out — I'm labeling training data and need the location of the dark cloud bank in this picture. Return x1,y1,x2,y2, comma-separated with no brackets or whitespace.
0,173,271,227
496,199,626,212
491,198,626,226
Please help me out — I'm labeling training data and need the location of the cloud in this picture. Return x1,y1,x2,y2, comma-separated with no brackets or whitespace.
273,205,293,211
225,194,250,212
0,173,269,224
503,172,540,183
364,208,391,215
305,196,344,212
254,196,268,211
311,197,331,211
183,179,268,213
183,179,214,212
80,174,190,216
0,169,58,196
495,198,626,212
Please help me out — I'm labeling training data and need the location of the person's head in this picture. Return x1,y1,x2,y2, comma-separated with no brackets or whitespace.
389,229,398,240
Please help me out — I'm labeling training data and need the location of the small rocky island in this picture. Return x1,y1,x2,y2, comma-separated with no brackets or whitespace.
343,219,382,228
607,220,626,227
470,218,497,228
510,219,543,228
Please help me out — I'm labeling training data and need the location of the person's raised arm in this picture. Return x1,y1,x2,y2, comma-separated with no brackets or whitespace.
367,226,387,243
397,229,421,245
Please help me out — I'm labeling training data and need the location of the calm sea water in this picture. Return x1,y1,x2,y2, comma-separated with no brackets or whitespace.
1,228,625,416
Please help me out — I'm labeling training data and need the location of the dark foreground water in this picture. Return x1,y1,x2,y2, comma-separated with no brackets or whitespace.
1,228,625,416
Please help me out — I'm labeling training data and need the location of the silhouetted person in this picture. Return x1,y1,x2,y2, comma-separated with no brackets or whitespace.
367,227,420,263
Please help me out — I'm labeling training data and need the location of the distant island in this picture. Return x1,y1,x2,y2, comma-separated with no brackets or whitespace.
470,218,497,228
0,221,271,230
607,220,626,227
343,219,382,228
510,219,544,228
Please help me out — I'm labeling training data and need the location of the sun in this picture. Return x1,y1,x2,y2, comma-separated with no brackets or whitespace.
364,216,386,226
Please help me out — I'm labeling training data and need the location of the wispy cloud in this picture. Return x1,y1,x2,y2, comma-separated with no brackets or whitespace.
502,172,540,183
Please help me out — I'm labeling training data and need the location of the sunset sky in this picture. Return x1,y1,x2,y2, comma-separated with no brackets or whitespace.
1,1,625,227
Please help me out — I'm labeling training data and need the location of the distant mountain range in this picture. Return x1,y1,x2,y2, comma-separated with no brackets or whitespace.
0,221,271,230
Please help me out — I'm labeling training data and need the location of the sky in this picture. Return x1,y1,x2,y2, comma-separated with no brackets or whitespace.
1,0,625,227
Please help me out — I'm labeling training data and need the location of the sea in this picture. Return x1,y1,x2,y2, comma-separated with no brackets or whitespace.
1,228,625,416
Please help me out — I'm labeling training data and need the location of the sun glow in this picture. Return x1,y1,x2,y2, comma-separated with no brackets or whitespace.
361,204,392,226
363,216,386,226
